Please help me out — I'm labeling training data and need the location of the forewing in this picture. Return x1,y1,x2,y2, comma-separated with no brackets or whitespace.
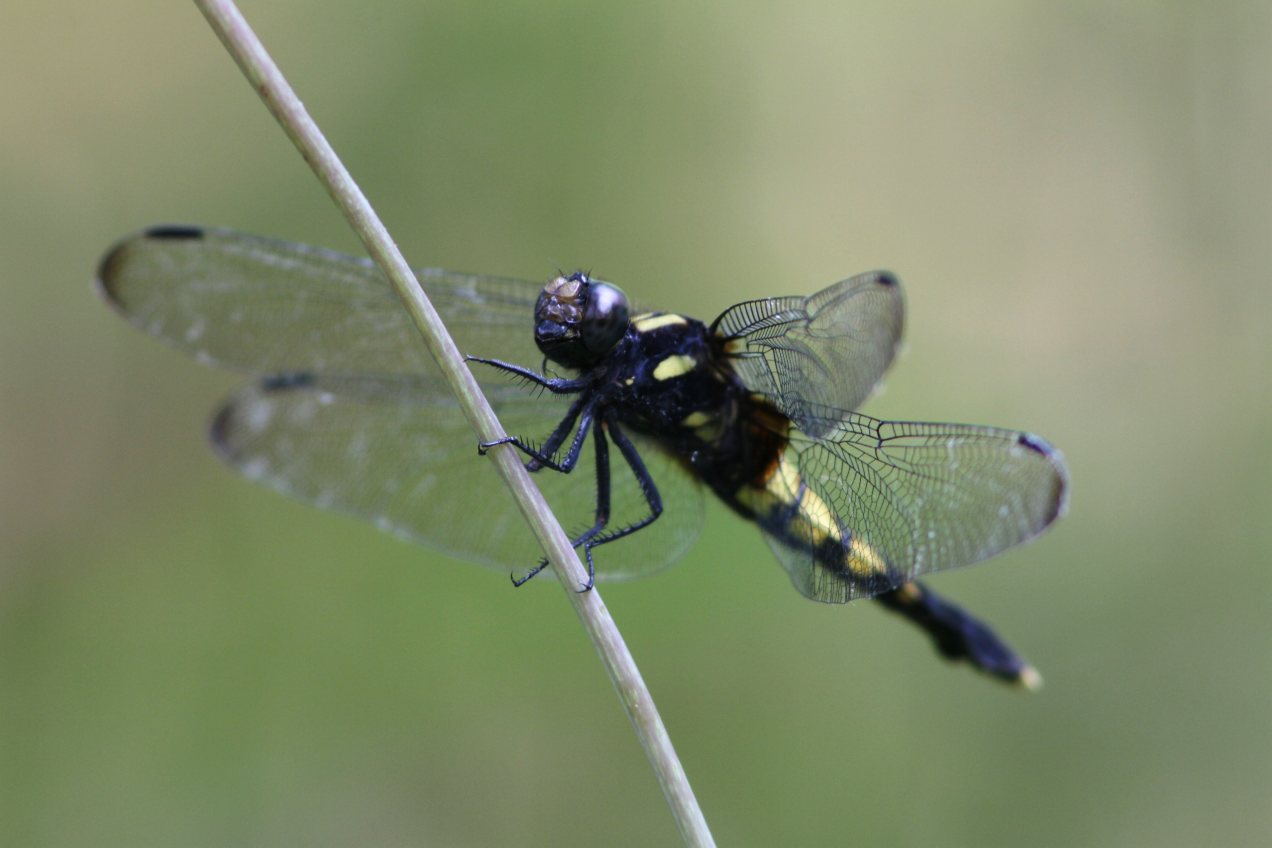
96,225,544,379
760,412,1068,602
210,375,704,581
711,271,903,438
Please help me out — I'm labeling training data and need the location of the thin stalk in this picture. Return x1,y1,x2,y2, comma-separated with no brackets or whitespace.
191,2,715,845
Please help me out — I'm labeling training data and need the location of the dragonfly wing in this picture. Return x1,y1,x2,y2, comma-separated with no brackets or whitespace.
756,412,1068,602
711,271,903,438
210,374,703,581
96,225,545,379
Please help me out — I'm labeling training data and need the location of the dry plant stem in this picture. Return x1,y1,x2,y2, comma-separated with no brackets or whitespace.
192,2,716,845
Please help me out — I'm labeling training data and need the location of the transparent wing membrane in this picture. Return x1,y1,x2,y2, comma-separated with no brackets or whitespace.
712,271,903,437
99,226,702,580
758,412,1068,603
96,226,544,380
210,375,703,580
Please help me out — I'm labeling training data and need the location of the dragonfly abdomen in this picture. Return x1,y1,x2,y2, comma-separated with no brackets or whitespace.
730,448,898,597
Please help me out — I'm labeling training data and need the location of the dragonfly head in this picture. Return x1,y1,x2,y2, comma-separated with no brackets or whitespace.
534,272,630,369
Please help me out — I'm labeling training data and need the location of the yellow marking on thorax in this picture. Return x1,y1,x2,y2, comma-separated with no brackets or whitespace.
633,313,688,333
652,354,697,381
680,409,722,441
681,411,712,428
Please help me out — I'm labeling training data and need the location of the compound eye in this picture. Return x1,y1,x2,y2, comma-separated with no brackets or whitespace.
580,281,630,356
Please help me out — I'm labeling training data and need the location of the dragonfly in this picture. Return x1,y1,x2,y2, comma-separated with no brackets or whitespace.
97,226,1068,687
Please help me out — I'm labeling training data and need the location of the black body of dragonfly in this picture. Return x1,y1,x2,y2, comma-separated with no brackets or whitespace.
97,226,1068,688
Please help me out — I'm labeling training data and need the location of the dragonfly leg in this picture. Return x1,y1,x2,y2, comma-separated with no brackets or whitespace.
512,418,613,591
481,402,595,473
521,394,588,472
464,355,590,394
574,415,664,554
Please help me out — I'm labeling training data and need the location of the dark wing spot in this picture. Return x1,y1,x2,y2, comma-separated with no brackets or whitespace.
144,225,205,241
1016,431,1069,524
261,372,317,391
1016,432,1057,458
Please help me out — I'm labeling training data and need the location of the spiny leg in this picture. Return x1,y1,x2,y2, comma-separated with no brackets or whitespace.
576,415,663,552
524,394,587,472
483,400,596,473
467,355,596,471
464,355,590,394
530,393,587,472
511,416,665,591
479,393,592,472
513,415,614,591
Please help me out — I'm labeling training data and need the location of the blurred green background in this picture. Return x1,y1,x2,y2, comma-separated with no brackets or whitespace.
3,2,1269,846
